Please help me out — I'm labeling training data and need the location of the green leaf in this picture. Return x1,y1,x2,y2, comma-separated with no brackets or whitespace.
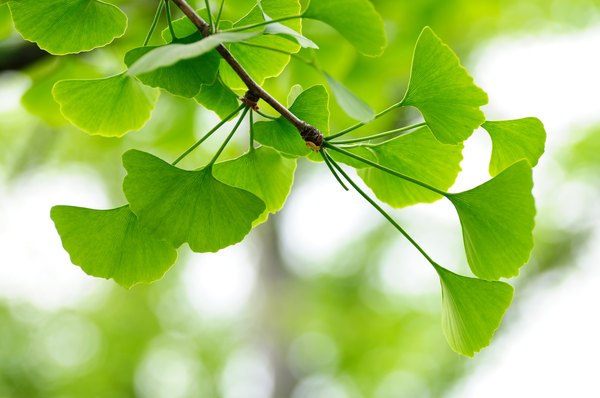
259,7,318,49
8,0,127,55
435,264,513,357
51,205,177,288
194,76,240,119
127,31,258,76
358,126,463,207
401,27,488,144
213,146,297,225
323,72,374,123
0,4,12,40
482,118,546,176
124,45,219,98
122,150,266,253
447,160,535,280
303,0,387,57
254,85,329,157
52,73,159,137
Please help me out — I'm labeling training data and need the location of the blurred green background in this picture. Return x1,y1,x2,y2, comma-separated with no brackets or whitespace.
1,1,599,397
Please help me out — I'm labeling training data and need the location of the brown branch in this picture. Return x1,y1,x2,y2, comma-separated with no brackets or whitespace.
170,0,323,150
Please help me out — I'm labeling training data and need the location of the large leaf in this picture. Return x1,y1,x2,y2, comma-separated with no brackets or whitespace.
435,264,513,357
194,76,240,119
303,0,386,57
51,205,177,288
324,72,374,123
254,85,329,157
401,27,488,144
447,161,535,280
122,150,266,253
53,73,159,137
124,45,220,98
8,0,127,55
213,146,297,225
482,118,546,176
358,126,463,207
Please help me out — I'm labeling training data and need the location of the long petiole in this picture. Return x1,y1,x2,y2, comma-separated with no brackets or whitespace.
226,15,303,32
143,1,165,46
320,149,348,191
327,101,404,140
324,142,447,196
249,111,255,151
172,104,244,166
204,0,214,33
215,0,225,28
254,109,278,120
165,0,177,40
325,152,437,266
330,122,427,145
207,107,250,167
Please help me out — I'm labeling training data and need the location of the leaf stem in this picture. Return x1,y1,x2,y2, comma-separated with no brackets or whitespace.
204,0,214,33
254,109,278,120
330,122,427,145
324,142,447,196
172,104,244,166
207,107,250,167
143,1,165,46
165,0,178,40
327,102,403,140
215,0,225,28
249,110,255,151
320,149,348,191
227,15,303,32
325,152,437,266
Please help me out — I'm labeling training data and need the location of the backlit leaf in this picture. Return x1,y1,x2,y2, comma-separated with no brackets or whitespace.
401,27,488,144
51,205,177,288
123,150,266,253
194,76,240,119
482,118,546,176
8,0,127,55
448,161,535,280
324,72,374,123
53,73,159,137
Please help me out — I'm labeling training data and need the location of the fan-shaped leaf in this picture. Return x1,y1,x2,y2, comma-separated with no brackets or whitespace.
401,27,488,144
435,264,513,357
482,118,546,176
448,160,535,280
122,150,266,253
303,0,386,57
8,0,127,55
53,73,159,137
324,72,374,123
51,205,177,288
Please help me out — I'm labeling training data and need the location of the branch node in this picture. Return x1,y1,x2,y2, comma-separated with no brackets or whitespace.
300,123,324,151
241,90,260,111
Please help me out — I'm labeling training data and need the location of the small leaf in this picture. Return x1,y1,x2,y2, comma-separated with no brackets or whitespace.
303,0,387,57
51,205,177,288
53,73,159,137
254,85,329,157
213,146,297,225
358,126,463,208
323,72,374,123
435,263,513,357
401,27,488,144
259,7,318,49
8,0,127,55
482,118,546,176
123,150,266,253
194,76,240,119
448,161,535,280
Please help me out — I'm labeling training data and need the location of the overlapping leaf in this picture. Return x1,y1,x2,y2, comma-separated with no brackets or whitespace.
435,264,513,357
123,150,266,253
324,72,374,123
448,161,535,280
482,118,546,176
51,205,177,288
401,27,488,144
254,85,329,157
303,0,387,56
53,73,159,137
8,0,127,55
194,77,240,118
358,126,463,208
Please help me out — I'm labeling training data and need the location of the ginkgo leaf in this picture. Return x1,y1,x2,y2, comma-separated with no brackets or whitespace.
324,72,374,123
254,85,329,157
194,76,240,119
213,146,297,225
51,205,177,288
53,73,159,137
259,6,318,49
122,150,266,253
447,160,535,280
401,27,488,144
124,45,220,98
482,118,546,176
435,263,513,357
303,0,387,57
358,126,463,207
8,0,127,55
